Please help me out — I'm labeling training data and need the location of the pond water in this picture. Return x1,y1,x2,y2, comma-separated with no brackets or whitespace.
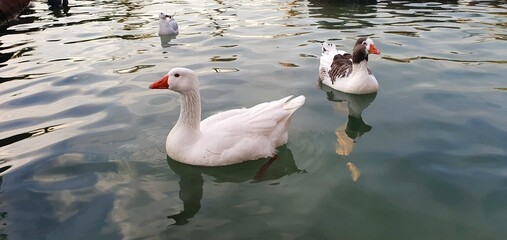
1,0,507,239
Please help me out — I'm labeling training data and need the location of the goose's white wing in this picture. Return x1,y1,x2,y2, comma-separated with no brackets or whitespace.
200,108,248,131
169,20,178,32
320,42,349,70
201,96,294,136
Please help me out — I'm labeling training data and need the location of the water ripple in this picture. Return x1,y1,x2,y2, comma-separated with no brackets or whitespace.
0,123,68,148
382,55,507,64
1,0,507,239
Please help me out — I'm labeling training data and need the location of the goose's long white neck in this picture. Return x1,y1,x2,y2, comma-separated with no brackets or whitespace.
353,60,368,70
349,60,369,77
175,89,201,132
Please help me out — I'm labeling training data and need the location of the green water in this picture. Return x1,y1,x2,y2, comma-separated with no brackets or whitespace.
1,0,506,239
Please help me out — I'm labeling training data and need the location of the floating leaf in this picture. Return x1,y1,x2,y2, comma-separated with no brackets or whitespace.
114,65,155,74
213,68,239,73
210,56,237,62
278,62,299,67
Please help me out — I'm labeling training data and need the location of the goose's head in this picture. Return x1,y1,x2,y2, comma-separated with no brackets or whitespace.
355,37,380,55
159,13,174,21
149,68,199,93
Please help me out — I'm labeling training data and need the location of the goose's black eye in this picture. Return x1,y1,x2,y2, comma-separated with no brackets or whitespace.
363,42,367,45
174,73,180,78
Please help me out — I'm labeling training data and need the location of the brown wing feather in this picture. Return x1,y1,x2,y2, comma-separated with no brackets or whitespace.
328,54,353,84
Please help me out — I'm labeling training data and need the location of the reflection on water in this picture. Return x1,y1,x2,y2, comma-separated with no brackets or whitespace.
382,55,507,64
0,123,68,148
321,84,376,156
166,145,304,226
48,0,70,18
346,162,360,182
1,0,507,239
320,83,376,181
0,123,70,175
159,35,177,48
309,0,378,30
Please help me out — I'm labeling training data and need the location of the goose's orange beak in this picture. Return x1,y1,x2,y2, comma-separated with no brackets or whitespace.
369,44,380,55
149,75,169,89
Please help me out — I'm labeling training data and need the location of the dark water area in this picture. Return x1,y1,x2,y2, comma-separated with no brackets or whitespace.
1,0,506,239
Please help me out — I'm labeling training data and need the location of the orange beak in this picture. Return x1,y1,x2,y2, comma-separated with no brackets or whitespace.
369,44,380,55
149,75,169,89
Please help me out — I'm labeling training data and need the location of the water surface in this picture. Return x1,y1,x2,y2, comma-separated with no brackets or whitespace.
1,0,507,239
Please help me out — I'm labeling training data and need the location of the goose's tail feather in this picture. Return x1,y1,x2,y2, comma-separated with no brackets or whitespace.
283,95,305,115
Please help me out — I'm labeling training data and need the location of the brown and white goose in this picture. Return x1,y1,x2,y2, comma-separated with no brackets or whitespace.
319,37,381,94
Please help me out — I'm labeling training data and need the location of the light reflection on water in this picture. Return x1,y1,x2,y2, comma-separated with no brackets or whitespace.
1,0,507,239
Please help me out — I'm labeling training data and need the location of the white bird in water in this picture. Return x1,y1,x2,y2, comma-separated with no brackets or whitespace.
158,12,178,36
149,68,305,166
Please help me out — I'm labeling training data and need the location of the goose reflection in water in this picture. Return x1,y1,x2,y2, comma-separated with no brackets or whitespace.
320,83,377,181
159,35,178,48
165,145,304,226
48,0,70,17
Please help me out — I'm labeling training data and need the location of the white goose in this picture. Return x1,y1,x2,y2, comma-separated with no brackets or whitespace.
158,12,179,36
319,37,381,94
149,68,305,166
